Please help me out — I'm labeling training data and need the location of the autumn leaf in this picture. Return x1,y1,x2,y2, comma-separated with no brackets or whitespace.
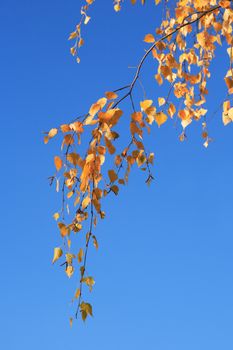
52,247,63,264
132,112,143,123
144,34,155,43
54,156,63,171
84,15,91,25
66,266,74,278
68,31,77,40
89,103,100,117
53,212,60,221
168,103,176,118
60,124,71,133
140,99,153,111
114,3,121,11
81,196,91,209
78,248,84,263
82,276,95,292
58,222,70,237
111,185,119,195
80,302,93,319
154,112,167,127
70,121,84,133
75,288,81,299
155,74,163,85
108,169,118,183
92,235,98,250
158,97,165,106
105,91,118,99
48,128,58,138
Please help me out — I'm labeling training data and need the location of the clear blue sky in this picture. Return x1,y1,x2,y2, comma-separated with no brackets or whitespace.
1,1,233,349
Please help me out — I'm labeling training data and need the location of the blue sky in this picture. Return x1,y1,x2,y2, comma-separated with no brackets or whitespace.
1,1,233,349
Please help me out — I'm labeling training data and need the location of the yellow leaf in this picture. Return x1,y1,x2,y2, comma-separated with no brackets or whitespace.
179,132,186,142
54,156,63,172
223,107,233,125
89,103,100,116
66,253,74,265
70,121,84,133
136,151,146,167
68,31,77,40
97,97,107,109
48,128,58,138
80,301,93,317
70,47,76,56
60,124,71,133
140,99,153,111
81,196,91,209
66,266,74,278
78,38,84,48
69,318,73,328
155,74,163,85
58,222,70,237
114,3,121,11
84,115,97,125
168,103,176,118
84,15,91,24
74,196,80,206
148,153,154,165
78,248,84,263
158,97,166,107
53,212,60,221
196,31,215,50
52,247,63,264
144,34,155,43
81,310,87,321
44,136,49,144
181,119,192,129
154,112,167,127
67,191,74,199
92,235,98,250
75,288,81,299
82,276,95,292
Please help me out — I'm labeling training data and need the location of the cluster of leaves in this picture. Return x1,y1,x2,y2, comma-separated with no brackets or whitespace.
69,0,94,63
46,0,233,324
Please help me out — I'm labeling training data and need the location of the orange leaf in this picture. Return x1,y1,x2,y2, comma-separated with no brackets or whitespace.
154,112,167,127
105,91,118,100
108,169,118,183
140,99,153,111
54,156,63,171
144,34,155,43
